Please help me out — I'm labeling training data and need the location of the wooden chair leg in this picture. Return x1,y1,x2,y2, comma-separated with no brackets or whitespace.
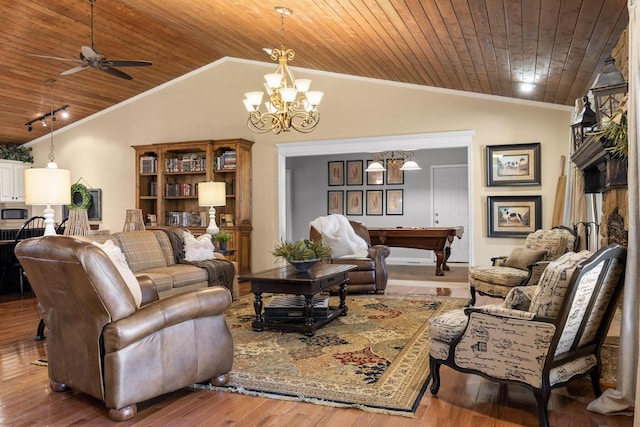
35,319,46,341
590,367,603,396
429,356,442,395
533,388,551,427
468,286,477,306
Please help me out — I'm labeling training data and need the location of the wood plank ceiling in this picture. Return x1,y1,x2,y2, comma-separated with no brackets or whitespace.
0,0,628,145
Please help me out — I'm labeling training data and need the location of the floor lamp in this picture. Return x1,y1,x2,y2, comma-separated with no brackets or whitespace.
24,167,71,236
198,181,226,235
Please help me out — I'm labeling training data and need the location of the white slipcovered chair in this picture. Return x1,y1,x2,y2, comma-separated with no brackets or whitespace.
468,226,577,305
427,244,626,427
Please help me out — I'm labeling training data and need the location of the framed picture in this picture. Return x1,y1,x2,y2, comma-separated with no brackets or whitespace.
347,160,363,186
366,160,384,185
486,143,541,186
366,190,383,215
386,189,403,215
328,161,344,186
346,190,363,215
327,190,344,214
487,195,542,237
386,161,404,185
63,188,102,221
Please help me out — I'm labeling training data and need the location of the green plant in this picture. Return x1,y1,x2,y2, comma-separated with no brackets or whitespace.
68,183,93,210
589,109,628,158
0,145,33,163
214,230,231,243
271,239,332,261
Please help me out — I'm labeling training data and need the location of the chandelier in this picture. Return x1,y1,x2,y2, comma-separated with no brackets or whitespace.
365,151,421,172
243,6,323,134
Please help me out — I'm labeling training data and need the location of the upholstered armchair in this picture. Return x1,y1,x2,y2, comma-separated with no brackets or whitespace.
310,216,390,294
428,244,626,427
15,236,234,421
468,226,577,305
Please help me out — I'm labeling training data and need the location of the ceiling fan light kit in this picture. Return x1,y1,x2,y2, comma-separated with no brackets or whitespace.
29,0,152,81
243,6,324,134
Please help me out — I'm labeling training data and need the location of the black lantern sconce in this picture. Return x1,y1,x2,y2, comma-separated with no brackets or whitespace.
590,57,628,125
571,95,597,151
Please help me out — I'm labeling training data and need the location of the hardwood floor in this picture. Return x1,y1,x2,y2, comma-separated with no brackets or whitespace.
0,275,633,426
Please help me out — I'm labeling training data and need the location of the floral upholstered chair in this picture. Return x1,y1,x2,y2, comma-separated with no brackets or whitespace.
427,244,626,427
468,226,577,305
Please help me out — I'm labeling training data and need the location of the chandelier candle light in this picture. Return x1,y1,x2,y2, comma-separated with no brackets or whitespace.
365,151,422,172
243,6,323,134
24,80,72,236
198,181,226,235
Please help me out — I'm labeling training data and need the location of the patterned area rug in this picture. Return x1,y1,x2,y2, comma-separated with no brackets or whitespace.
194,294,468,417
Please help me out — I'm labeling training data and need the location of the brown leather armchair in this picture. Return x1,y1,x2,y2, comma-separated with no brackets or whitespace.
16,236,234,421
310,220,390,294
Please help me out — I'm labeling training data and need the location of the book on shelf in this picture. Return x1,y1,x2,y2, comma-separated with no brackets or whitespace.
165,211,206,227
214,151,237,170
140,156,157,173
164,182,197,197
164,155,206,173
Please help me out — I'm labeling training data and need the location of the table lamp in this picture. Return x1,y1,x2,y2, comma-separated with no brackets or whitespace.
24,167,71,236
198,181,226,235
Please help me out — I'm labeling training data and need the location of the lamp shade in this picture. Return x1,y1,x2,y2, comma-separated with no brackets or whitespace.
24,168,71,206
400,160,422,171
198,181,226,206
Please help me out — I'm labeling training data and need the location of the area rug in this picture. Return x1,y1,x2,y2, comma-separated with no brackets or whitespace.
193,294,468,417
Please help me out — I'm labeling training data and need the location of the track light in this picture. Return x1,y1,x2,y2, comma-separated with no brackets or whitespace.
25,104,70,131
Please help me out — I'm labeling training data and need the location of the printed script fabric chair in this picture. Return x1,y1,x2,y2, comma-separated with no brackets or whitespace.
427,244,627,427
310,215,390,294
15,236,234,421
468,226,577,305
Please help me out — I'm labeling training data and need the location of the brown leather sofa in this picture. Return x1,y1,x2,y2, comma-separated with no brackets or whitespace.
310,220,390,294
16,236,234,421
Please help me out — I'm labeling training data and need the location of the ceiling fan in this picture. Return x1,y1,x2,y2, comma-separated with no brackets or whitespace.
30,0,152,80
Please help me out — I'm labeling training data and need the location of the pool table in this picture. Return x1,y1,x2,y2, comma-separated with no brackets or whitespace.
368,226,464,276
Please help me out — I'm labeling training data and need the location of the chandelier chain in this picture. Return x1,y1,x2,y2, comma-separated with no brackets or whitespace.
48,80,56,163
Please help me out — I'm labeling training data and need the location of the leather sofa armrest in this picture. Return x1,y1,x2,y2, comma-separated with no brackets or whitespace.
103,286,232,351
137,275,159,306
368,244,390,260
369,245,390,291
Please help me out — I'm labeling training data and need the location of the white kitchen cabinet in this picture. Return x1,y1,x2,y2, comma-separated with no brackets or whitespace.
0,160,29,203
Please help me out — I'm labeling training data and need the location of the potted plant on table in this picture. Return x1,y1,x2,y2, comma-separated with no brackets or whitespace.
271,239,332,272
213,230,231,251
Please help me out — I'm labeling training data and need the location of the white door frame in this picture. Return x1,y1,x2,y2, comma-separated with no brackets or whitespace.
276,130,476,264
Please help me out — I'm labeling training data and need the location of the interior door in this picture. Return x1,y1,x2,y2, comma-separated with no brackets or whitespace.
432,165,469,262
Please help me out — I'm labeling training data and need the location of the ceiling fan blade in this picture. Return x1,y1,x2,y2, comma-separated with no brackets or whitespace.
108,60,153,67
28,53,84,63
101,66,133,80
81,45,99,60
61,65,89,75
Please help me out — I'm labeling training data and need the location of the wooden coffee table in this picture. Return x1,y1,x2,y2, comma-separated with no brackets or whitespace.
239,263,355,336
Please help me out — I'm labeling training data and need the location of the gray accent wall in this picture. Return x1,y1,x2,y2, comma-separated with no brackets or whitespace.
287,148,467,247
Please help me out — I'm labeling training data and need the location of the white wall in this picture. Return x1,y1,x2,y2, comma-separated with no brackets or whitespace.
26,58,572,272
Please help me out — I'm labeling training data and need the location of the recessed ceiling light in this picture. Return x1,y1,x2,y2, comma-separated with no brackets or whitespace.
520,83,535,93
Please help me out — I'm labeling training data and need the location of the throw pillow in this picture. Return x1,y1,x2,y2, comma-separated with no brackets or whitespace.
503,286,536,311
183,231,215,262
503,247,547,271
93,240,142,307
